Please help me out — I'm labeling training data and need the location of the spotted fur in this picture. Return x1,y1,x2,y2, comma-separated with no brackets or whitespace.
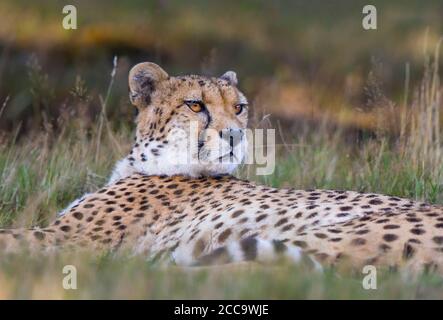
0,63,442,276
1,173,442,274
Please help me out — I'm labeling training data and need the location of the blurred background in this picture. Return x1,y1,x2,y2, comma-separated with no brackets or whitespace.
1,0,443,299
1,0,443,216
0,0,442,136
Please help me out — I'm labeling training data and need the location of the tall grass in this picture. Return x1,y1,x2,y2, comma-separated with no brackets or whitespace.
241,41,443,206
0,42,443,298
0,57,131,228
401,38,442,178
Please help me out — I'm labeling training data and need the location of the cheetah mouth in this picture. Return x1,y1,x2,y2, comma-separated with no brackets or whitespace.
196,138,242,164
217,151,239,163
197,147,239,164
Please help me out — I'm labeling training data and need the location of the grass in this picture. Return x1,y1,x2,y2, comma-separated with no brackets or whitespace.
1,253,443,299
0,0,443,300
1,0,443,134
1,67,443,299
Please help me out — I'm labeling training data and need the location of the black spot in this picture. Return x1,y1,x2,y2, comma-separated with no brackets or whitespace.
292,240,307,248
383,234,398,242
95,219,105,226
218,229,232,242
33,231,45,240
240,237,257,260
215,222,224,229
73,212,83,220
410,228,426,235
328,228,342,234
402,243,415,260
281,224,294,232
379,243,391,252
314,233,328,239
256,214,268,222
60,225,71,232
231,210,244,218
406,217,422,223
307,212,318,219
383,224,400,230
351,238,366,246
275,218,288,227
368,199,383,205
272,240,287,253
432,236,443,245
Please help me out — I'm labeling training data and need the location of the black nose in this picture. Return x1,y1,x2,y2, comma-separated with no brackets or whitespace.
219,129,244,148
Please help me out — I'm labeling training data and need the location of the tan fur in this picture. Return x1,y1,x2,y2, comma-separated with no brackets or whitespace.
109,62,249,182
1,63,442,276
2,174,442,274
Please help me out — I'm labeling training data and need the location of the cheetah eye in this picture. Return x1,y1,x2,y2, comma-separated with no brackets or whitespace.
234,103,247,115
184,100,204,113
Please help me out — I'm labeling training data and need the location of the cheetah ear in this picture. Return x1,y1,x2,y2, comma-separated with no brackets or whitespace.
128,62,169,108
220,71,238,86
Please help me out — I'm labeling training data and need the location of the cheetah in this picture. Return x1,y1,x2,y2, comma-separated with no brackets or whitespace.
1,62,443,275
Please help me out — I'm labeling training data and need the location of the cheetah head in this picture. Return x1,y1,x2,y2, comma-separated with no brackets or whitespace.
109,62,249,182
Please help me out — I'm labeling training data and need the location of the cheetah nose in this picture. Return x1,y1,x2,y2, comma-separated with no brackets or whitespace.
219,128,244,148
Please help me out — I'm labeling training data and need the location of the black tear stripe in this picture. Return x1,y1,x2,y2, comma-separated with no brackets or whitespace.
203,108,212,130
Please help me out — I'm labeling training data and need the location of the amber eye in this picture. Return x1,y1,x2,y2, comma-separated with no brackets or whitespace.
185,100,204,113
234,103,247,115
